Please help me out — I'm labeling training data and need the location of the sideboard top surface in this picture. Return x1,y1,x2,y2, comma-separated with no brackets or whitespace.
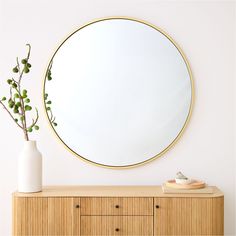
13,186,223,198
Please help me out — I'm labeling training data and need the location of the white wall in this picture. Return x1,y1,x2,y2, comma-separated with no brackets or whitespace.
0,0,235,235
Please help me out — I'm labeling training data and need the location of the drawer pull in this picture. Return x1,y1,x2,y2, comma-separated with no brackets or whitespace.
75,204,80,208
115,228,120,232
115,205,119,208
156,205,160,208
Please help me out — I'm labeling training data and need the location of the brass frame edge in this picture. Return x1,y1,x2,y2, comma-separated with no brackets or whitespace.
42,16,194,169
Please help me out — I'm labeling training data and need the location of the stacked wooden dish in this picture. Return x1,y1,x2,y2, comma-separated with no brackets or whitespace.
162,172,209,193
165,179,205,189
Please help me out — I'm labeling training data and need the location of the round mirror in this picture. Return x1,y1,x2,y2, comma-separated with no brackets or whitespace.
44,17,193,168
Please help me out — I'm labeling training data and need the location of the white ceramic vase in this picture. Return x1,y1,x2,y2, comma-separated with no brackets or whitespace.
18,140,42,193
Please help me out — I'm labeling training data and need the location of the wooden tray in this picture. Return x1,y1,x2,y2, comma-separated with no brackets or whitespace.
165,179,205,189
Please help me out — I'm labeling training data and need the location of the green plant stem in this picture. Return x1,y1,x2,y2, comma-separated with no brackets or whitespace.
1,44,38,140
16,45,31,141
27,108,39,129
0,100,23,129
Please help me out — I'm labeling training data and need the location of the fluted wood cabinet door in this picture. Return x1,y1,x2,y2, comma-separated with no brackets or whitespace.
154,197,224,236
154,197,192,235
13,197,76,236
191,197,224,235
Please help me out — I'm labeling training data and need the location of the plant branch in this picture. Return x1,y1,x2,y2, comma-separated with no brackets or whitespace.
17,44,31,85
27,108,39,129
16,44,32,140
0,44,38,141
11,77,19,85
9,87,13,100
0,100,23,129
48,109,53,121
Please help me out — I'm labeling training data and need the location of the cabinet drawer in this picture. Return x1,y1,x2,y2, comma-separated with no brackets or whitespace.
81,216,153,235
80,197,153,215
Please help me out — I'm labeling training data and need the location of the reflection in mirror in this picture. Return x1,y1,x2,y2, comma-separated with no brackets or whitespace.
44,18,193,168
45,61,57,127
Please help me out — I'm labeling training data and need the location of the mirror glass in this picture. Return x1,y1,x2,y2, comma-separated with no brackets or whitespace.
44,18,193,168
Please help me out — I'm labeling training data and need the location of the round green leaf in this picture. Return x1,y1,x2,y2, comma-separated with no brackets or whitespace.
27,127,33,132
7,79,12,84
13,67,19,73
12,83,17,88
16,102,21,107
34,125,39,130
24,67,29,73
8,100,14,108
21,59,27,64
25,105,32,111
13,108,19,113
25,98,30,103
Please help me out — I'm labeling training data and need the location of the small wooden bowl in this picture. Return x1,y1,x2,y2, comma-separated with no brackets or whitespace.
165,179,205,189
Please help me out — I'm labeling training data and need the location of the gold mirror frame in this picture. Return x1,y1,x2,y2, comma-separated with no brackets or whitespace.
43,17,194,169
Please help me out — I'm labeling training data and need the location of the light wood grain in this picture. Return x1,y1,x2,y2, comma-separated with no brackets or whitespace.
80,216,153,235
154,197,192,235
73,198,81,236
13,197,74,236
13,186,224,236
47,197,74,235
154,197,224,236
13,197,48,236
212,196,224,235
192,197,224,235
13,185,223,198
80,197,153,215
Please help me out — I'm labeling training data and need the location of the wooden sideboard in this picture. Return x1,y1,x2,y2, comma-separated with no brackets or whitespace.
12,186,224,236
